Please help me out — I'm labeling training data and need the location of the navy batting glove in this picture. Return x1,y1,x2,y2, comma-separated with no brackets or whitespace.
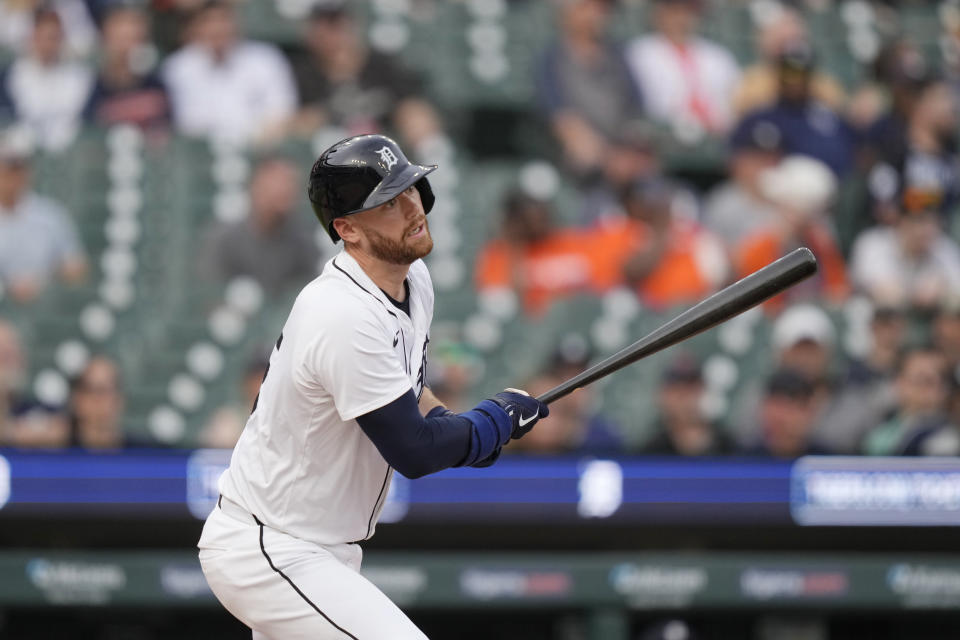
489,388,549,439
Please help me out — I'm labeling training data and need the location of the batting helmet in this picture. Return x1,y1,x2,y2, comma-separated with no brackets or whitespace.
308,134,437,242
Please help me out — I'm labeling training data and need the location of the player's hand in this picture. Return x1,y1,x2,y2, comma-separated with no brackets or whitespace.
488,388,549,439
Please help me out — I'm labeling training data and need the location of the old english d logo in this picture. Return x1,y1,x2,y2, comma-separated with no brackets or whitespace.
377,146,398,171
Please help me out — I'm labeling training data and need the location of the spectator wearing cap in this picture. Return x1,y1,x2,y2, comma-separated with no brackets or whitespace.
161,1,297,144
734,155,848,310
0,8,93,151
475,190,607,316
861,345,960,456
732,6,846,118
536,0,648,181
592,177,728,309
83,6,171,134
742,367,831,458
199,352,269,449
734,41,857,176
702,118,783,245
771,304,837,391
0,130,87,302
849,188,960,311
288,1,443,152
510,337,624,455
624,0,741,136
731,304,837,447
814,305,906,453
0,318,68,448
642,355,733,456
198,156,318,294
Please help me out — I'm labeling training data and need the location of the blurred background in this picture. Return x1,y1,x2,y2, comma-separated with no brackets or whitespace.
1,0,960,637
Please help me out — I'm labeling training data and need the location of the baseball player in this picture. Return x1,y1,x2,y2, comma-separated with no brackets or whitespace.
198,134,549,639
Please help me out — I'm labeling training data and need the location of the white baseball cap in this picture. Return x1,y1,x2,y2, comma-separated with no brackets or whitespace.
760,155,837,214
772,304,836,351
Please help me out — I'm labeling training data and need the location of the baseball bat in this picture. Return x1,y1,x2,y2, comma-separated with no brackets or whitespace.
536,247,819,405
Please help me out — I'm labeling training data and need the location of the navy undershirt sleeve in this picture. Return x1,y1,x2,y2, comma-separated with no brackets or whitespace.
355,389,473,479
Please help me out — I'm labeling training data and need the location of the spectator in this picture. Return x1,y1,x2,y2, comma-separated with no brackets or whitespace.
0,0,97,59
934,300,960,377
735,42,857,176
199,156,318,293
288,0,442,152
594,178,728,309
198,352,268,449
0,129,87,302
815,305,906,453
510,337,623,455
83,6,171,134
857,40,930,168
743,368,830,458
68,355,136,450
843,305,906,388
162,0,297,144
0,8,93,151
148,0,208,54
0,318,67,448
536,0,647,179
474,190,604,316
625,0,741,136
864,78,960,225
770,304,837,392
732,5,845,118
702,118,783,246
642,355,733,456
861,345,960,456
732,303,837,447
734,155,848,308
849,189,960,310
934,300,960,437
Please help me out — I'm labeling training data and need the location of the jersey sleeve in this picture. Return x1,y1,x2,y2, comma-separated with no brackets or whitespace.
301,302,412,422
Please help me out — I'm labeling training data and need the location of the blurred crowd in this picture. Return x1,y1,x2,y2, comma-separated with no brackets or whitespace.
1,0,960,459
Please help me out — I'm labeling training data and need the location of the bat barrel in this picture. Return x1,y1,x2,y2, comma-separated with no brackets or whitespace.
536,247,818,405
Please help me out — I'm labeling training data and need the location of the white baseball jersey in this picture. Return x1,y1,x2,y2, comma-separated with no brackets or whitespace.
218,249,433,546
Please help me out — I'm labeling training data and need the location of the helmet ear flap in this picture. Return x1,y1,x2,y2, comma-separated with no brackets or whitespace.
415,177,435,214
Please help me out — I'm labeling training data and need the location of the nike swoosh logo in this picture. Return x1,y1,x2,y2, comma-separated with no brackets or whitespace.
518,411,538,427
393,331,400,347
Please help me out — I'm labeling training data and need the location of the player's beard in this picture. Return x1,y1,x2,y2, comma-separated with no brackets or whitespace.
363,219,434,265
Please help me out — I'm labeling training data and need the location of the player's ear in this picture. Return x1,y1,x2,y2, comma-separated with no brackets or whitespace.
333,217,360,244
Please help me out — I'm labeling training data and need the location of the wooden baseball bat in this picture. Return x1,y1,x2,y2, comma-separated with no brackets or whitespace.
536,247,819,405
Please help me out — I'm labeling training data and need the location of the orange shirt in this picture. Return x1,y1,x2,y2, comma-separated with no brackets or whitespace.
590,217,727,309
736,223,848,311
475,229,600,315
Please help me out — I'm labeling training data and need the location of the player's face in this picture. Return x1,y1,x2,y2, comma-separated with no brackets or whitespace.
352,185,433,265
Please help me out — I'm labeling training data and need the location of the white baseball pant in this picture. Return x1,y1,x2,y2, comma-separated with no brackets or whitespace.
198,495,429,640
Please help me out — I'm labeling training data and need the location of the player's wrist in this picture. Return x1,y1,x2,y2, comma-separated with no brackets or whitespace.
457,401,512,466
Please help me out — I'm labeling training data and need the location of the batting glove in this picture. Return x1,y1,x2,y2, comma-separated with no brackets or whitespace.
488,388,549,439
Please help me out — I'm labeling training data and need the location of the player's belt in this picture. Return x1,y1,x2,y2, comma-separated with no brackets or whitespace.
217,494,257,524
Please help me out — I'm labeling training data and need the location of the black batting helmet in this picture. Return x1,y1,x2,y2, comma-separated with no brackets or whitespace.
308,134,437,242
